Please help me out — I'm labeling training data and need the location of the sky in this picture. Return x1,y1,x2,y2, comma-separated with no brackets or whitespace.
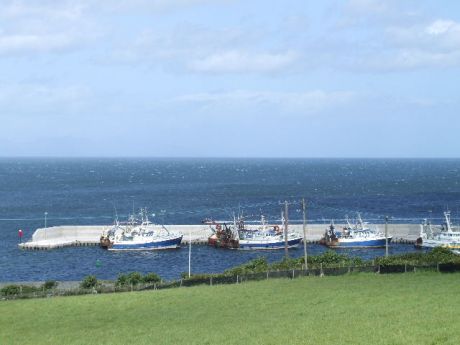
1,0,460,158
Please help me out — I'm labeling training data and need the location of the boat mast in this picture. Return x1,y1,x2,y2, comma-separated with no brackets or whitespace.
345,215,352,229
357,213,364,230
232,213,239,239
284,200,289,259
444,211,452,233
419,220,426,239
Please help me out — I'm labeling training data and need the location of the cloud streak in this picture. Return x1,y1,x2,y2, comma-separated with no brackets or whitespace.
176,89,356,113
188,50,299,73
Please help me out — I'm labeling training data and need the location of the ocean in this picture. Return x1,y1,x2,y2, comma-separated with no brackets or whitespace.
1,158,459,281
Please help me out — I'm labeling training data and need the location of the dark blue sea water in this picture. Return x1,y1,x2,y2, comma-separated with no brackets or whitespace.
1,158,459,282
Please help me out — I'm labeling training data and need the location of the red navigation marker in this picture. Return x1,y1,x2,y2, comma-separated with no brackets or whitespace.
18,229,23,238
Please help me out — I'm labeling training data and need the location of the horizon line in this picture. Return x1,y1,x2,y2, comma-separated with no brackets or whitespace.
0,156,459,160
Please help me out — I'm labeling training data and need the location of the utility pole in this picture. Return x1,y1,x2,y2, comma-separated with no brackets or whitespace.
302,198,308,270
385,216,389,258
188,227,192,278
284,201,289,259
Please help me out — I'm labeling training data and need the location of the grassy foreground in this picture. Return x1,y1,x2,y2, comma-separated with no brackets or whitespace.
1,273,459,345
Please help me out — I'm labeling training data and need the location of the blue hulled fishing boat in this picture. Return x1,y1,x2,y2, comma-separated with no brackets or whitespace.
321,214,391,248
238,215,302,250
206,214,302,250
100,209,183,251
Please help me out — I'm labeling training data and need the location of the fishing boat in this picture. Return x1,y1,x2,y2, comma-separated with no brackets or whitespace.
206,215,302,250
415,211,460,249
238,215,302,250
320,214,391,248
206,219,239,249
100,208,182,251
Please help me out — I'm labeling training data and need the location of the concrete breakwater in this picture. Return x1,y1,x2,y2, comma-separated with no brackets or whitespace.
18,223,421,250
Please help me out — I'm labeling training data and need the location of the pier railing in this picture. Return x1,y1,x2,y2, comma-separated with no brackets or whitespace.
2,262,460,301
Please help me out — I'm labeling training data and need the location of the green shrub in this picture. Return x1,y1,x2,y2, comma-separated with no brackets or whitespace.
270,257,303,271
142,273,161,284
426,247,457,263
116,274,129,287
375,247,460,266
1,285,41,296
127,272,143,286
225,257,269,275
1,285,21,296
117,272,157,286
42,281,58,290
308,250,363,266
80,275,98,289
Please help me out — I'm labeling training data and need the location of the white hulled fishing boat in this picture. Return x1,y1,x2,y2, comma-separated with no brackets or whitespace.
238,215,302,250
100,209,182,251
321,214,391,248
206,214,302,250
415,211,460,249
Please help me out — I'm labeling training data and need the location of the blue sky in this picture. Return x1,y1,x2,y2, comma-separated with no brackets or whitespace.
1,0,459,157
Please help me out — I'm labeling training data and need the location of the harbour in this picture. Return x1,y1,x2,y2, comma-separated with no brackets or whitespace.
1,158,459,282
18,223,420,250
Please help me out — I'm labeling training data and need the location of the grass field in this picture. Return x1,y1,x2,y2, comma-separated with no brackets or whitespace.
1,273,459,345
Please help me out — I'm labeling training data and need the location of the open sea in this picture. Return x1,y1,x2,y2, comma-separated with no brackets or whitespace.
1,158,459,282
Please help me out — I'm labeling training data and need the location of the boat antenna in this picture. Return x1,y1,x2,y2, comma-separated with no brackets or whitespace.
345,214,352,228
232,212,239,238
112,203,119,225
444,210,452,233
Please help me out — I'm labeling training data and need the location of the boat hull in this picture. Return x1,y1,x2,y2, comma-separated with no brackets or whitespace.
238,237,302,250
207,234,239,249
108,235,183,251
326,237,392,248
415,238,460,249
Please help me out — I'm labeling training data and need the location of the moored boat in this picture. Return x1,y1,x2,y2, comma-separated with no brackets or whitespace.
321,214,392,248
206,215,302,250
100,208,183,251
238,215,302,250
415,211,460,249
206,219,239,249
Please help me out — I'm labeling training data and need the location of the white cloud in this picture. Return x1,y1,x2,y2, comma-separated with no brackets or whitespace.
110,22,300,74
0,1,101,57
176,89,355,113
0,83,90,114
0,33,76,55
0,0,227,19
188,50,298,73
426,20,459,36
375,18,460,69
101,0,223,13
0,1,87,20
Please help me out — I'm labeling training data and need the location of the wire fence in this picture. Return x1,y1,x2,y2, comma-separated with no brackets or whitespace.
2,263,460,301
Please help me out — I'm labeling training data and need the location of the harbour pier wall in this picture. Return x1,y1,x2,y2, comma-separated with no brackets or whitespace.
18,223,421,250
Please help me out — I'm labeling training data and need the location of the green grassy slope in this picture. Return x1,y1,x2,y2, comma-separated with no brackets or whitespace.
1,273,459,345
